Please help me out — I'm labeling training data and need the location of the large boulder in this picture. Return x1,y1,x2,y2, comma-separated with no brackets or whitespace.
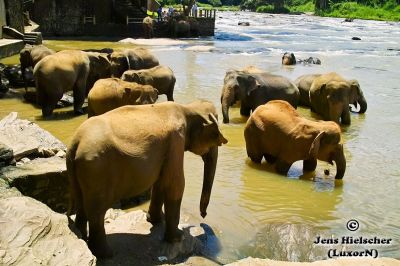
0,196,96,266
0,156,68,212
0,112,66,162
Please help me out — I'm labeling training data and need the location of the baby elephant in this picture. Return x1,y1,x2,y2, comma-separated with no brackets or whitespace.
121,65,176,101
244,100,346,179
87,78,158,117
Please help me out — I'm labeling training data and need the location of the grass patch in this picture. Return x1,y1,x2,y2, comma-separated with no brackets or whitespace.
290,1,314,13
316,2,400,21
256,5,290,13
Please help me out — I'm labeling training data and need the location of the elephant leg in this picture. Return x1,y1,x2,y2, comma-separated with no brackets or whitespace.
147,179,165,225
264,154,277,164
240,104,251,116
275,160,291,175
87,209,112,258
341,109,351,125
75,204,88,240
37,88,54,117
303,158,317,172
167,83,175,101
73,78,87,115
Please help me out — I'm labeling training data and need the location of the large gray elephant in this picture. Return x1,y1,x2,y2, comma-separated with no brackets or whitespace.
67,100,228,258
109,48,159,77
309,72,367,125
19,44,55,90
87,78,158,117
294,73,322,106
245,100,346,179
220,66,264,123
221,69,300,123
121,65,176,101
33,50,111,116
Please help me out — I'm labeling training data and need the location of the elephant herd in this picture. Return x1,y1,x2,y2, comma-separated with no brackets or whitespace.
10,44,367,258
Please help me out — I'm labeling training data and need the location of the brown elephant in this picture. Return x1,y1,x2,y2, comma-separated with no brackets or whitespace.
19,44,55,90
121,65,176,101
87,78,158,117
33,50,111,116
221,69,300,123
282,52,296,65
244,100,346,179
109,48,159,77
67,100,228,258
220,66,264,123
142,16,154,39
294,73,322,106
309,72,367,125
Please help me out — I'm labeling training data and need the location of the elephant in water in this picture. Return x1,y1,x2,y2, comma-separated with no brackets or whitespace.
294,73,322,106
221,69,300,123
142,16,154,39
220,66,264,123
244,100,346,179
20,44,55,90
109,48,159,77
33,50,111,116
121,65,176,101
66,100,228,258
282,52,321,65
282,52,296,65
309,72,367,125
87,78,158,117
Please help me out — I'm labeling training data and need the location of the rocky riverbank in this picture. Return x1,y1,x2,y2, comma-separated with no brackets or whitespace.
0,112,399,265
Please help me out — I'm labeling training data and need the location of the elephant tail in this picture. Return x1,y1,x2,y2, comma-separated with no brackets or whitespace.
66,141,82,217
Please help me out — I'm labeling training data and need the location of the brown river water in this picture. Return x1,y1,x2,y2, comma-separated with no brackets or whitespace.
1,12,399,262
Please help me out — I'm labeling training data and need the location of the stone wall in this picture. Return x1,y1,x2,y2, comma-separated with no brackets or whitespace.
4,0,24,33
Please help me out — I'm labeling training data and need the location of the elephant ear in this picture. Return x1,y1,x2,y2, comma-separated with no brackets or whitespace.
237,74,261,97
203,113,228,146
290,53,296,63
309,131,325,158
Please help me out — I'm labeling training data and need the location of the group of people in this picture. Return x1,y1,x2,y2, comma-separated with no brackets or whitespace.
156,1,199,22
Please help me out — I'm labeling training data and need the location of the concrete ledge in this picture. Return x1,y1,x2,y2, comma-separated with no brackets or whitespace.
0,39,24,59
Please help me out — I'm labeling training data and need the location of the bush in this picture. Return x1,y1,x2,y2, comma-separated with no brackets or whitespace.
256,4,290,13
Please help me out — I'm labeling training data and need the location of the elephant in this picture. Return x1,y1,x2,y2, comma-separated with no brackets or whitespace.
87,78,158,117
220,66,264,123
20,44,55,90
222,70,300,123
244,100,346,179
33,50,111,116
121,65,176,101
66,100,228,258
298,57,321,65
170,19,191,38
109,48,159,78
309,72,367,125
142,16,154,39
282,52,296,65
294,74,322,106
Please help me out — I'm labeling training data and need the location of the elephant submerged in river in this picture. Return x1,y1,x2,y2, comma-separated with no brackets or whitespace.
87,78,158,117
33,50,111,116
309,72,367,125
109,48,159,77
221,67,300,123
244,100,346,179
121,65,176,101
66,100,228,258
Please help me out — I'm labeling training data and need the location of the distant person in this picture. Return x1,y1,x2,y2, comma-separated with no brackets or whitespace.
168,6,174,17
192,2,198,17
157,6,163,22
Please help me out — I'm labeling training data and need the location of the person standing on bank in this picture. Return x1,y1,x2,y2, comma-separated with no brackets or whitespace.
192,1,198,17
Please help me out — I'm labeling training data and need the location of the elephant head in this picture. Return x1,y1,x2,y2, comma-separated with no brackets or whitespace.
110,51,140,77
86,52,111,92
348,79,367,113
221,70,242,123
186,101,228,217
123,84,158,105
309,125,346,179
282,52,296,65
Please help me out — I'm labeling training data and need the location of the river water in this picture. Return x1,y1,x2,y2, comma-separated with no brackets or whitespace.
1,12,399,262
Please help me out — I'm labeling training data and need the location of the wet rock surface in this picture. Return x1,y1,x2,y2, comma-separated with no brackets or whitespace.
0,112,66,162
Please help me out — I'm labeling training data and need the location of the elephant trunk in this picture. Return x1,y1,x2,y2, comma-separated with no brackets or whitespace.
221,85,236,124
200,146,218,218
333,144,346,179
357,94,367,114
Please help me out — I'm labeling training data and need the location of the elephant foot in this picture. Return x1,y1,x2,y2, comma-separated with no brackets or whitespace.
146,211,164,225
264,154,277,164
88,238,113,259
42,108,54,117
164,228,184,243
275,160,291,175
